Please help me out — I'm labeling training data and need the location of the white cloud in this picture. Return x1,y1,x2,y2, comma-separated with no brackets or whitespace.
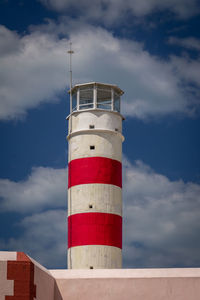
123,158,200,267
0,167,67,213
0,26,21,57
39,0,200,23
170,55,200,88
0,25,67,121
169,37,200,51
1,160,200,268
1,22,199,121
0,210,67,268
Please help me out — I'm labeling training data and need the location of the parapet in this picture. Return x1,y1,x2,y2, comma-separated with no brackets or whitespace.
1,251,200,300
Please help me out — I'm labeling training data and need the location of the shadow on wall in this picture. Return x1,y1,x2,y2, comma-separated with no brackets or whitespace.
54,282,63,300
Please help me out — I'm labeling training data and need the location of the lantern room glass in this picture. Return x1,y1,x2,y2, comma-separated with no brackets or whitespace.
79,86,93,110
71,84,121,113
97,88,112,110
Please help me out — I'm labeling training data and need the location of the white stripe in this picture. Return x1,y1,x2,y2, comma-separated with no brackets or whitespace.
68,132,122,162
68,184,122,216
68,245,122,269
70,110,122,133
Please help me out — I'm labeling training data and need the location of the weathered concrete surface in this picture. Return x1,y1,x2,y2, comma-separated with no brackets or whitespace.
68,184,122,216
68,246,122,269
51,268,200,300
67,109,123,269
68,132,122,162
69,110,123,134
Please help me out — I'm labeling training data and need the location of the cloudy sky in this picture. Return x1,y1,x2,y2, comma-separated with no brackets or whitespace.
0,0,200,269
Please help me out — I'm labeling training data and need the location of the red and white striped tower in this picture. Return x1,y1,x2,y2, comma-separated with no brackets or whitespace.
67,82,124,269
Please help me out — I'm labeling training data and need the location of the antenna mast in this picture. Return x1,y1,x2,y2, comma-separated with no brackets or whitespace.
68,42,74,113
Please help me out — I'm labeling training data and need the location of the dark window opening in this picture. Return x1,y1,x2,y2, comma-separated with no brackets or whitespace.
89,204,93,208
90,266,93,269
89,125,95,129
90,145,95,150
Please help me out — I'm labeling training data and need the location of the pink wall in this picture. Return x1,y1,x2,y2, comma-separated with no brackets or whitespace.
1,252,200,300
51,268,200,300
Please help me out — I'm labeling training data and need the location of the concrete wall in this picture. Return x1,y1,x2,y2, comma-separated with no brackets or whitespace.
68,184,122,216
1,252,200,300
30,256,54,300
68,132,122,162
68,246,122,269
67,109,123,269
69,110,123,134
51,268,200,300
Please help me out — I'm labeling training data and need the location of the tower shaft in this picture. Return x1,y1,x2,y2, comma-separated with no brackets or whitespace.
67,83,124,269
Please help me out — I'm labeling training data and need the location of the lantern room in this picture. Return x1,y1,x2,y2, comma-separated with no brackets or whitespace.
69,82,124,114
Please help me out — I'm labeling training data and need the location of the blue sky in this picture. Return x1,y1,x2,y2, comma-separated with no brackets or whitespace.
0,0,200,269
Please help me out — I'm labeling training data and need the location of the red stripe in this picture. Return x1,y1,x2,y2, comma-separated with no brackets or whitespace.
68,157,122,188
68,212,122,249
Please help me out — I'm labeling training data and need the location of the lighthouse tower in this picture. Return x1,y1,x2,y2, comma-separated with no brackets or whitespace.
67,82,124,269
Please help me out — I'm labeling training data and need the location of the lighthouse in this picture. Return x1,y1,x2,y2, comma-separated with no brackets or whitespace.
67,82,124,269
